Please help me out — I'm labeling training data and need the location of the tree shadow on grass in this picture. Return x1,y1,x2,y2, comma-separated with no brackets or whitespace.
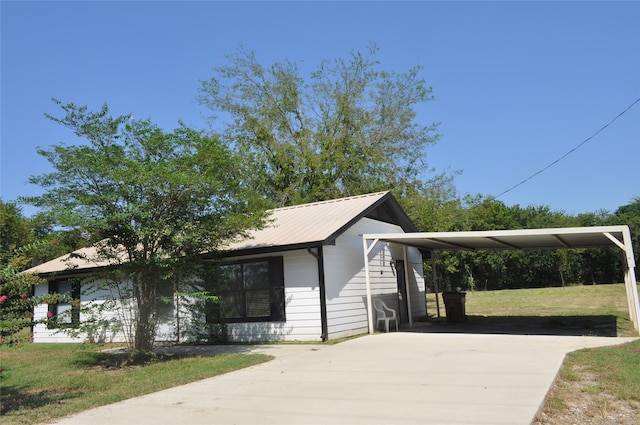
0,384,82,417
69,347,230,370
410,315,621,337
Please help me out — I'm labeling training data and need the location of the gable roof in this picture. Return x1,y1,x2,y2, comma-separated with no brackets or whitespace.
224,191,415,255
24,245,117,276
25,191,416,275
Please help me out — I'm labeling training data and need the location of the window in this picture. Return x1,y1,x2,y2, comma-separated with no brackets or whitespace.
155,281,176,323
48,279,81,326
218,257,285,322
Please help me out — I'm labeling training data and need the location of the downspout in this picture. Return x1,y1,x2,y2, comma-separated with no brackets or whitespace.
308,246,329,341
402,245,413,327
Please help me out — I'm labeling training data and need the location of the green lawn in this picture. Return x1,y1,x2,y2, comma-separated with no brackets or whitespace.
563,339,640,401
536,338,640,423
0,343,272,425
427,283,637,336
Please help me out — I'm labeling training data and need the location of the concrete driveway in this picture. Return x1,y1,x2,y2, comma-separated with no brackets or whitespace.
48,333,636,425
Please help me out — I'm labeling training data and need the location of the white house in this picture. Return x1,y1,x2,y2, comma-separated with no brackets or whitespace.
27,192,427,343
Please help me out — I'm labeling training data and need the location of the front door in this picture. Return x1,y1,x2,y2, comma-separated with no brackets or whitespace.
395,260,409,323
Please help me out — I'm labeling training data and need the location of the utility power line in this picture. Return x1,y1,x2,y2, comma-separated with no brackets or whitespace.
495,97,640,199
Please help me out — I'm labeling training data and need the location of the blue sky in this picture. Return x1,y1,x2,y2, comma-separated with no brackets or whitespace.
2,1,639,217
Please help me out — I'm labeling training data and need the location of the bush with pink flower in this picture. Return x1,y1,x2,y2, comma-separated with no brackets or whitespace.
0,260,63,345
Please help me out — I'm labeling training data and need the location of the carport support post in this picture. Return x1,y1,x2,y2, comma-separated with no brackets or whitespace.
363,237,379,335
624,268,639,333
612,227,640,334
622,237,640,334
431,250,441,318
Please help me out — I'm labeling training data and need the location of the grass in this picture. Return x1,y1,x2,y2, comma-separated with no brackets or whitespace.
0,343,272,425
536,338,640,423
563,338,640,401
426,283,637,336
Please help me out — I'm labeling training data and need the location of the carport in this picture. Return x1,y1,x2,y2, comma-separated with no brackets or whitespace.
362,225,640,336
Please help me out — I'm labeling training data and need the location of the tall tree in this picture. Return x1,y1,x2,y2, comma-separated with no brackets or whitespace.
198,44,445,207
0,199,32,260
1,199,86,268
22,100,268,353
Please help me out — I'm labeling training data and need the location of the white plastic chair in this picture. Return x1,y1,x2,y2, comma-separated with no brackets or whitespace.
373,299,398,332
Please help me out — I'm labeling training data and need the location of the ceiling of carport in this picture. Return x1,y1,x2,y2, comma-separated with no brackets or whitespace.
363,226,632,252
362,225,639,335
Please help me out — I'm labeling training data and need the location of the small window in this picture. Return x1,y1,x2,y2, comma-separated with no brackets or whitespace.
217,257,285,323
48,279,81,326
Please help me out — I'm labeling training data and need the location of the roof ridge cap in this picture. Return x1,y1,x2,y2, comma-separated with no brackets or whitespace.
271,191,389,212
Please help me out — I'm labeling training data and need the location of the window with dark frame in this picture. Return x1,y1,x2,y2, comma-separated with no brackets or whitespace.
218,257,285,323
48,279,81,326
155,281,176,323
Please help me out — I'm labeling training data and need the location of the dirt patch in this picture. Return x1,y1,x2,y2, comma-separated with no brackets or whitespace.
533,365,640,425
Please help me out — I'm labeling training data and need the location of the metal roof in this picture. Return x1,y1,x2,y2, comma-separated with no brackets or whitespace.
226,191,396,252
25,191,399,275
23,245,120,275
364,225,634,257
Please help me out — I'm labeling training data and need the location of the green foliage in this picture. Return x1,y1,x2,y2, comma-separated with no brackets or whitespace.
178,289,227,343
1,199,86,269
21,100,269,353
0,206,45,344
198,44,448,207
611,197,640,280
0,244,67,345
0,200,32,258
394,178,461,232
0,205,84,344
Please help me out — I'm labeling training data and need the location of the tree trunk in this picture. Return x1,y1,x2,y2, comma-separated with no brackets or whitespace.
134,276,157,354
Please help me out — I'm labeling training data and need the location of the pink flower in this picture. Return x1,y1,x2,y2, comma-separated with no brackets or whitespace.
21,294,29,301
47,311,53,318
0,295,7,304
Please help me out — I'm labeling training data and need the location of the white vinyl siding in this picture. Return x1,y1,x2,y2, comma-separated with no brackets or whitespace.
226,250,323,342
33,278,180,344
31,217,425,344
324,217,426,339
33,279,131,343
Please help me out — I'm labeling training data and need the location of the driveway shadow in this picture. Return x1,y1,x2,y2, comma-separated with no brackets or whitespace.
406,314,620,337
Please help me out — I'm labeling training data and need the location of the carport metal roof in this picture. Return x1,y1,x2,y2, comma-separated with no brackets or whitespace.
362,225,640,335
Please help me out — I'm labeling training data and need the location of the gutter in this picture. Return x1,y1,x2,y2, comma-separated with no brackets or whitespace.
307,245,328,341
